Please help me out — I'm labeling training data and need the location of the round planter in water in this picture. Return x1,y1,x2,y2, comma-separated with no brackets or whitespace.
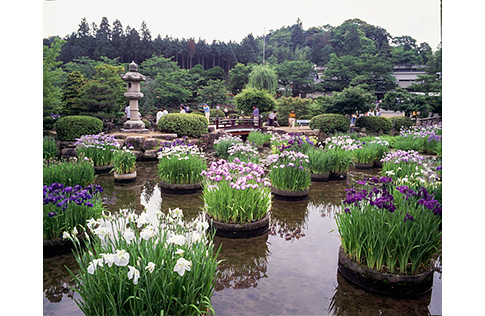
311,172,330,182
207,212,270,238
114,171,137,183
159,181,203,194
354,162,374,169
330,171,347,180
271,187,309,201
94,164,113,174
43,235,87,258
337,246,434,297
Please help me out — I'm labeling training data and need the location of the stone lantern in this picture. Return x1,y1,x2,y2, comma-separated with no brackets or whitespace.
121,61,148,133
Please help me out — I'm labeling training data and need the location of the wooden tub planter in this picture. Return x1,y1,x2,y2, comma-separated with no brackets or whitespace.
207,213,270,238
159,181,203,194
271,187,309,201
337,246,435,297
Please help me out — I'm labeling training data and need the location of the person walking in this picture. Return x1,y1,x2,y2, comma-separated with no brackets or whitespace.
288,110,296,129
268,111,277,126
125,105,131,119
203,103,210,122
252,106,260,125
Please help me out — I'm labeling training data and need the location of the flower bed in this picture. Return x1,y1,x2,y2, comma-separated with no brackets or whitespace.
336,176,442,276
271,132,316,154
75,133,120,167
157,142,206,187
112,145,136,174
43,157,95,187
213,134,243,159
43,183,104,241
380,150,424,179
201,158,271,225
227,142,259,163
66,208,218,315
267,151,311,193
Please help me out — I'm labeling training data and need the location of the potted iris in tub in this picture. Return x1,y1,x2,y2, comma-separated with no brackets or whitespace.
307,148,333,181
75,133,120,173
227,142,259,163
111,145,137,182
335,176,442,296
267,150,311,200
213,134,243,159
380,150,425,179
157,142,206,193
65,208,219,315
324,135,357,178
43,183,104,256
201,158,272,238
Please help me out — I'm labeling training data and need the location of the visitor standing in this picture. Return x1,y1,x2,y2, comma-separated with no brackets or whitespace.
162,108,168,116
224,106,229,117
180,106,186,113
268,111,277,126
156,110,163,124
203,103,210,122
252,106,260,125
288,110,296,129
125,105,131,119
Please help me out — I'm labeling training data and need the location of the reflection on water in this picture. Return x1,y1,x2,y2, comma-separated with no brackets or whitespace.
328,272,432,316
269,200,309,241
43,161,441,315
214,233,270,290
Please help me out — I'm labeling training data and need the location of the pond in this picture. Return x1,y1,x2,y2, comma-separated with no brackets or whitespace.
43,159,442,316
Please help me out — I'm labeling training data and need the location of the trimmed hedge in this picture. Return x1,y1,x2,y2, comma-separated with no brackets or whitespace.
309,114,350,135
55,115,103,141
355,116,392,134
210,109,226,118
157,113,208,138
390,116,414,132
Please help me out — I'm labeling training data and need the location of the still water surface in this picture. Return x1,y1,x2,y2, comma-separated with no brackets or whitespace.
43,160,442,315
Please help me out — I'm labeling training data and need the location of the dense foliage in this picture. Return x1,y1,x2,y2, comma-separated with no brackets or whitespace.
44,17,441,124
309,114,350,135
55,115,103,141
157,113,208,138
355,116,392,134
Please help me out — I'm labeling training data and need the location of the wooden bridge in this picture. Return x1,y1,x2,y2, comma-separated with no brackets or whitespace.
210,117,262,135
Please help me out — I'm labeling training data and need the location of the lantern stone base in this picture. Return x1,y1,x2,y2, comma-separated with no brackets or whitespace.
121,120,149,133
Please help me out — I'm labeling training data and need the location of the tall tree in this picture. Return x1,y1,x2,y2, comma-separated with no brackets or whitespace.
274,60,316,97
94,17,114,59
43,38,66,118
247,65,278,94
61,71,87,115
228,63,253,95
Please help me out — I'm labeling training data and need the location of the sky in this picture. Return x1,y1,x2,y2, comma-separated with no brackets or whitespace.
43,0,442,50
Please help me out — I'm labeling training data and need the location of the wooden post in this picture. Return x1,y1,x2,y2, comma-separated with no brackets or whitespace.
216,116,219,129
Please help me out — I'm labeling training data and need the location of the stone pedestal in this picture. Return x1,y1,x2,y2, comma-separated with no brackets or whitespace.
121,61,148,133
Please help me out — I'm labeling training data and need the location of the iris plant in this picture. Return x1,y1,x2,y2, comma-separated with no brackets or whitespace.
201,158,271,223
66,208,218,316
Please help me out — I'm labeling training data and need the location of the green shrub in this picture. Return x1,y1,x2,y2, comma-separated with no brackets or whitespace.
355,116,392,134
157,113,208,138
234,87,276,115
142,119,152,129
55,116,103,141
228,113,239,119
209,109,225,118
309,114,350,135
276,97,316,126
390,116,414,132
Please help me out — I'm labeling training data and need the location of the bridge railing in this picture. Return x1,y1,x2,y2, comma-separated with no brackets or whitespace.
210,116,262,130
415,116,442,126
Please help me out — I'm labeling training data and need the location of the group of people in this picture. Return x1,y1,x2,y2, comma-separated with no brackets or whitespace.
128,103,299,128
